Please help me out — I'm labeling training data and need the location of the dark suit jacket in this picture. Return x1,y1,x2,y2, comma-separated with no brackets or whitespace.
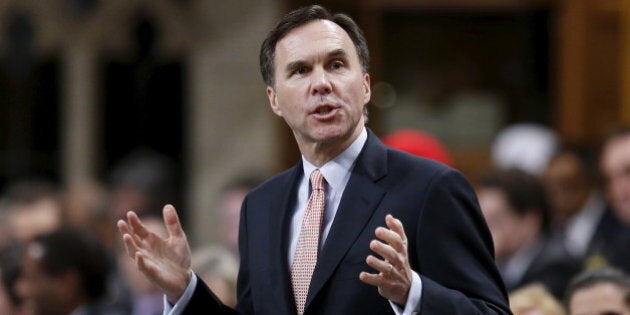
183,130,511,314
587,207,630,273
505,236,581,299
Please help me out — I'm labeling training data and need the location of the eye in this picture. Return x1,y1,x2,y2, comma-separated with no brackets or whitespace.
292,66,310,76
330,60,344,70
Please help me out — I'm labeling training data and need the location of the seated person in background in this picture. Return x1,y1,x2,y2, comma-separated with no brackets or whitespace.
1,179,62,243
601,127,630,225
17,228,123,315
509,283,565,315
192,245,239,308
591,127,630,272
565,267,630,315
543,144,607,259
477,168,580,298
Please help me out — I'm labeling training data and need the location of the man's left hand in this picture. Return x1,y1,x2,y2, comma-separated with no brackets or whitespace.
359,214,412,306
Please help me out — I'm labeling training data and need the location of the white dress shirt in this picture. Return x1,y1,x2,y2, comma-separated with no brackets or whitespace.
563,193,606,258
165,127,422,315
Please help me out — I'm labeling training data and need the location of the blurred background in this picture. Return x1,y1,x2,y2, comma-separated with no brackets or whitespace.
1,1,630,314
0,0,628,254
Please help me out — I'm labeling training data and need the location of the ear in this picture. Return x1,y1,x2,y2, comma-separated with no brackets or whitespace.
266,86,283,117
362,73,371,104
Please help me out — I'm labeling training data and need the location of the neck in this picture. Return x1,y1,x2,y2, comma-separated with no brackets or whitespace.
298,125,364,167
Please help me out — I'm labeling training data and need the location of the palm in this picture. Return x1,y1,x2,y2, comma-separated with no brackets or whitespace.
118,205,192,302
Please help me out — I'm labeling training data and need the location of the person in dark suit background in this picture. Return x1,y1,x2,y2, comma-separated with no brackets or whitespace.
477,168,580,298
16,228,123,315
585,127,630,273
117,5,510,315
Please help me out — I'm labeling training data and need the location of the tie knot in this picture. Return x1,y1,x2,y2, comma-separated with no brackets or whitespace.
310,170,325,191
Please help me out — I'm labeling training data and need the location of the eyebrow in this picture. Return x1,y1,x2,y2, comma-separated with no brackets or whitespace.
327,48,348,60
284,49,350,75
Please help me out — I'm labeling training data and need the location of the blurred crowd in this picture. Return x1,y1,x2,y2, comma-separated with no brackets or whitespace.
0,150,258,315
1,123,630,315
385,124,630,315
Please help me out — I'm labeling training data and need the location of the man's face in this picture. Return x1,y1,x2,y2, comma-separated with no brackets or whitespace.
543,153,591,224
601,135,630,224
569,283,630,315
17,247,68,315
266,19,370,152
477,187,535,262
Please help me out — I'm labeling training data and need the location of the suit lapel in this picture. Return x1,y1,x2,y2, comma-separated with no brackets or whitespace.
305,130,388,309
269,164,303,315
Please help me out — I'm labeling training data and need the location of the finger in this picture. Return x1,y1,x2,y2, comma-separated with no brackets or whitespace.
386,215,408,246
117,219,131,236
359,271,385,287
163,204,185,239
375,227,406,253
135,252,154,279
366,255,394,276
121,216,149,246
127,211,150,239
369,239,398,264
122,233,139,260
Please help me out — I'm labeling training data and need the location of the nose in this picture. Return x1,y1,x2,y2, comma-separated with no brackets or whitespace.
310,67,332,96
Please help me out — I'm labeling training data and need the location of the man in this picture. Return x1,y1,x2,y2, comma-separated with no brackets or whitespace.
477,168,580,298
542,145,607,260
17,228,120,315
565,267,630,315
580,127,630,274
118,5,510,314
600,128,630,225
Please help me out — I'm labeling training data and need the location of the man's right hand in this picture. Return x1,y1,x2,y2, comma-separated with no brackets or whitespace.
117,204,192,304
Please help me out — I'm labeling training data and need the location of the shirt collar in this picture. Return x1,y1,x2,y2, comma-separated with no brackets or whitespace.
302,127,367,191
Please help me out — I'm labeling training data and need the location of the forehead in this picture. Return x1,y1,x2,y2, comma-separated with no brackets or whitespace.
570,283,627,312
478,188,509,211
547,153,581,176
275,19,357,62
603,135,630,167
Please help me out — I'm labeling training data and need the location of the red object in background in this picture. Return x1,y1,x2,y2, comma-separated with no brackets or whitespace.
382,129,453,166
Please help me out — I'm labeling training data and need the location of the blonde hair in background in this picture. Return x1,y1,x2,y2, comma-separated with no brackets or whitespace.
509,283,566,315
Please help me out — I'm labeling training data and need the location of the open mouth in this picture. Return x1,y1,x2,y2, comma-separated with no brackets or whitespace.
315,105,334,115
311,104,339,120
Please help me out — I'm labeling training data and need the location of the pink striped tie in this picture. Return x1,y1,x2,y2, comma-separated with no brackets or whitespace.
291,169,326,315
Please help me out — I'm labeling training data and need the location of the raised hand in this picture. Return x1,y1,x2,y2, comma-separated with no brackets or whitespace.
359,214,412,306
117,204,192,303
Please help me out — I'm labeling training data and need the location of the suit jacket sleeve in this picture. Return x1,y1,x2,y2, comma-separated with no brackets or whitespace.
414,168,510,314
180,275,239,315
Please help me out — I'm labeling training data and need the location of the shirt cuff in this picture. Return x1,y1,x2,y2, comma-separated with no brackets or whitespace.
389,271,422,315
163,272,198,315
